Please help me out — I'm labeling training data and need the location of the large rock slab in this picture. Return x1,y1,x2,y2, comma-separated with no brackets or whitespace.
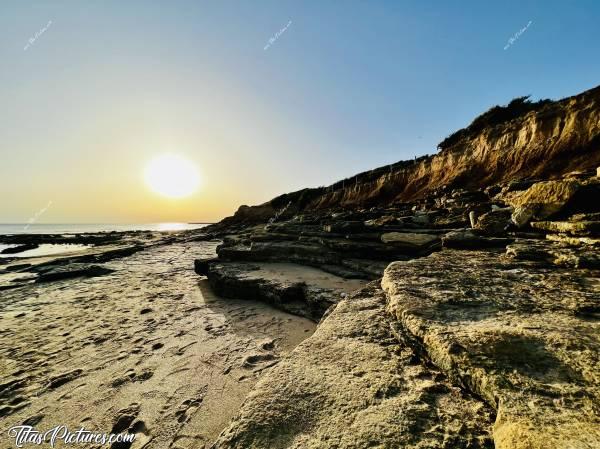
382,250,600,449
0,243,39,254
35,264,114,283
199,261,365,320
530,220,600,236
217,241,341,267
442,229,513,249
506,239,600,268
317,237,433,259
212,284,494,448
380,231,440,249
213,235,434,278
473,209,512,235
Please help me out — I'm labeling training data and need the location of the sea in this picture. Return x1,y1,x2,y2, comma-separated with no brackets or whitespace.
0,223,210,258
0,223,209,235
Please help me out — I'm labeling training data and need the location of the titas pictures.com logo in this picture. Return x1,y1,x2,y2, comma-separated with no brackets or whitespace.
7,425,135,447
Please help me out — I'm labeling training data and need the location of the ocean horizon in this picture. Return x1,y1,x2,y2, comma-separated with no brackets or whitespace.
0,223,210,235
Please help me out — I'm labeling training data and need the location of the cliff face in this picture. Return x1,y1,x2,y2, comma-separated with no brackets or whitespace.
224,84,600,225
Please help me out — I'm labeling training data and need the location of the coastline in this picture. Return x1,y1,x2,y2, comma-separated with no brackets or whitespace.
2,85,599,448
3,164,598,448
4,2,600,447
198,166,600,448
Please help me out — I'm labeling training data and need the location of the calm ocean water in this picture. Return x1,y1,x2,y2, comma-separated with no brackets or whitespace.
0,223,209,235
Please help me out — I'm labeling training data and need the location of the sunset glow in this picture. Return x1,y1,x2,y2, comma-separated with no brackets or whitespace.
144,154,200,199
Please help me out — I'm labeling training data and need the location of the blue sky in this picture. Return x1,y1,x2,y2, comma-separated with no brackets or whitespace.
1,1,599,222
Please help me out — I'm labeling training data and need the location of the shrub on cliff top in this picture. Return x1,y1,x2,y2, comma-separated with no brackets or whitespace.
438,96,553,150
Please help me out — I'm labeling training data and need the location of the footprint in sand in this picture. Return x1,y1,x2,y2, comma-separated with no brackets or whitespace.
259,338,275,350
110,404,150,449
242,353,278,369
47,369,84,390
174,398,203,423
111,368,154,388
23,413,44,426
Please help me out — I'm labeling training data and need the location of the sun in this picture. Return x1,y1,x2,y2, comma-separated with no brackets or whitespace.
144,154,200,198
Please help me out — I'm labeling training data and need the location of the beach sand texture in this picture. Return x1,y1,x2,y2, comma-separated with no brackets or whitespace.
0,241,317,448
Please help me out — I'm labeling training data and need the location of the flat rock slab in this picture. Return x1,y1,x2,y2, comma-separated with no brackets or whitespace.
0,243,39,254
382,249,600,449
380,231,440,248
202,261,366,320
35,264,115,283
506,239,600,269
213,284,494,449
442,229,513,249
531,220,600,235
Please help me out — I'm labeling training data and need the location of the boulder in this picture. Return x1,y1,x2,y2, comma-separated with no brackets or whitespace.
473,209,512,235
503,180,581,227
511,204,537,228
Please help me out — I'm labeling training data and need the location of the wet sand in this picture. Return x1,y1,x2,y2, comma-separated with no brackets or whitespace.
0,241,316,448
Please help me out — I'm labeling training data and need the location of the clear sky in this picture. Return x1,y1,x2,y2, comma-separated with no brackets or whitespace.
1,1,599,223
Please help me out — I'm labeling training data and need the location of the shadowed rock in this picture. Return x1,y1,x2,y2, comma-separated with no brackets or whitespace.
201,261,364,320
35,264,114,283
503,180,581,227
1,244,39,254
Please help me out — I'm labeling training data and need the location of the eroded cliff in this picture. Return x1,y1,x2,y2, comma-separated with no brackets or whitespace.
222,84,600,225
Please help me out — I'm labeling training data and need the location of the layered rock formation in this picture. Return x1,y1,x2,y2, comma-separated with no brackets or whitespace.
195,85,600,448
217,84,600,226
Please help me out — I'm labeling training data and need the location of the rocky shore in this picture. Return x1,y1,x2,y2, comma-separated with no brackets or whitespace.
194,169,599,449
0,230,199,290
1,85,599,448
193,86,600,448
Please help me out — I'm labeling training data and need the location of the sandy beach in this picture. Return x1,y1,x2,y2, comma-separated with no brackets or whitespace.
0,240,317,448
